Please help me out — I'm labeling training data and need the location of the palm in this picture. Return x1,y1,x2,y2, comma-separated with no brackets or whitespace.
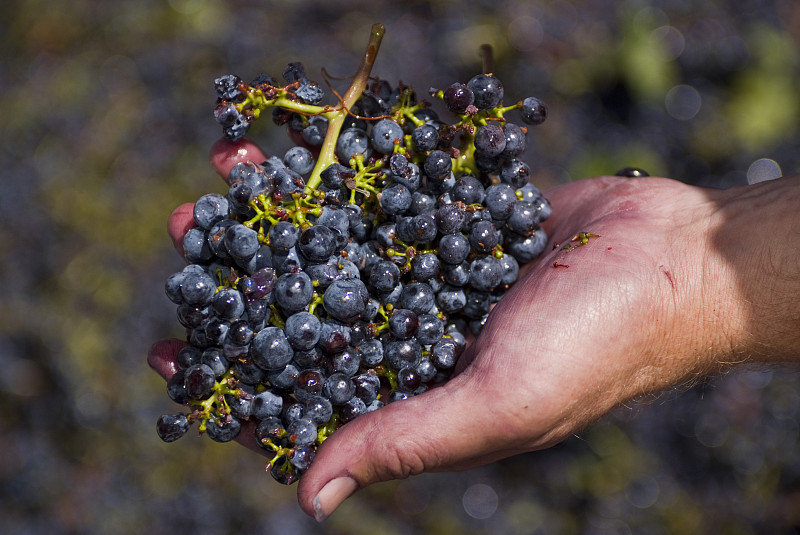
297,175,717,504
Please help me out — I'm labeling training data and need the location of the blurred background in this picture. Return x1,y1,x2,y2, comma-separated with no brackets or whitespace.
2,0,799,533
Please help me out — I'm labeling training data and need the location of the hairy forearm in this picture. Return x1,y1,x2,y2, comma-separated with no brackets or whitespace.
706,175,800,363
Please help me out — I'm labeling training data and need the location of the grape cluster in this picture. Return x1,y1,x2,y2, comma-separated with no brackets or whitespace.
157,25,550,484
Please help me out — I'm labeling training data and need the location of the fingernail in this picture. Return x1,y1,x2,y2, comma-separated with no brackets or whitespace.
312,476,358,522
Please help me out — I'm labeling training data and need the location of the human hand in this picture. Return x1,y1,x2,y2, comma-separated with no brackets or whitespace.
296,173,800,520
149,136,800,522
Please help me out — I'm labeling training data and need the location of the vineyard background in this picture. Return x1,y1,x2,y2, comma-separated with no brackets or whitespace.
1,0,799,533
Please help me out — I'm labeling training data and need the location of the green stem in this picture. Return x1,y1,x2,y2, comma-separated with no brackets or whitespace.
305,23,386,192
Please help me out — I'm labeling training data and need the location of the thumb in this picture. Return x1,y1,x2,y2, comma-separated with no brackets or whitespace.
296,364,515,521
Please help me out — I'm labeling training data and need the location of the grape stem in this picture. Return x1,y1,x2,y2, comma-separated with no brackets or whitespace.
304,23,386,193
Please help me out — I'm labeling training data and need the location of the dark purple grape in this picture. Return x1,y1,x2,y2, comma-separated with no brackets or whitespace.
436,285,466,313
399,282,435,314
156,413,190,443
251,390,283,419
268,221,300,252
250,326,293,371
294,369,325,402
484,183,517,220
389,308,419,340
298,225,337,263
451,175,485,205
287,417,317,446
469,220,499,253
357,338,384,366
255,416,286,449
323,372,355,405
443,82,475,113
469,256,504,292
416,314,445,345
337,127,372,162
423,150,452,181
371,118,403,154
501,123,527,158
499,158,532,189
284,146,315,176
324,346,358,377
435,204,466,234
304,395,333,426
184,363,216,399
474,123,506,157
397,366,422,393
385,338,423,369
411,123,439,152
339,397,367,424
379,183,412,215
521,96,547,125
285,311,322,351
274,271,314,313
467,74,504,110
205,415,242,443
437,233,470,265
353,373,381,404
323,279,369,322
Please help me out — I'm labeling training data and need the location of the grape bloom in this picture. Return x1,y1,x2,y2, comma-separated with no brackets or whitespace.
156,23,551,484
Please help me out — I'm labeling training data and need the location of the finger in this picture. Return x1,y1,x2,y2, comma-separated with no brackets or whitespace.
296,368,522,522
147,338,185,380
167,202,195,256
209,137,268,182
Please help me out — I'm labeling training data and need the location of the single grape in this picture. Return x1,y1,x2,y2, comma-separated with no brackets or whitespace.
357,338,384,366
157,413,190,443
443,82,475,113
283,146,315,176
371,118,404,154
205,415,242,443
474,123,506,157
467,74,504,110
379,183,412,215
416,314,445,345
323,278,369,322
469,219,499,254
298,224,337,263
337,127,372,163
411,123,439,152
501,123,527,158
469,255,504,292
499,158,531,189
251,326,293,371
441,261,471,287
451,175,485,204
521,96,547,125
352,373,381,404
323,372,355,405
437,232,470,265
284,311,322,351
268,221,300,252
274,271,314,314
423,150,452,181
339,397,367,424
399,282,435,314
251,390,284,420
287,417,317,446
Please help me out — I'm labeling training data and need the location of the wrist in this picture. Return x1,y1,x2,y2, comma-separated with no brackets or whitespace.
699,176,800,365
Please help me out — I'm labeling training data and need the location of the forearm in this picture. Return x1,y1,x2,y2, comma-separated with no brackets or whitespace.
706,175,800,364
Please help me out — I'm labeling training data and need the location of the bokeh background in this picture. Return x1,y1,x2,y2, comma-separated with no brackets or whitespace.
2,0,800,533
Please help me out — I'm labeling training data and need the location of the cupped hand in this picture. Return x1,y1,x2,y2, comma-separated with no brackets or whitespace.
148,137,740,521
297,174,740,520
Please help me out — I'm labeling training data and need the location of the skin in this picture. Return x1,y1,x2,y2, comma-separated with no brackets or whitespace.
148,137,800,522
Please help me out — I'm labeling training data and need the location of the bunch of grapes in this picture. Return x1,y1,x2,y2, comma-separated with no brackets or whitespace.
157,24,551,484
